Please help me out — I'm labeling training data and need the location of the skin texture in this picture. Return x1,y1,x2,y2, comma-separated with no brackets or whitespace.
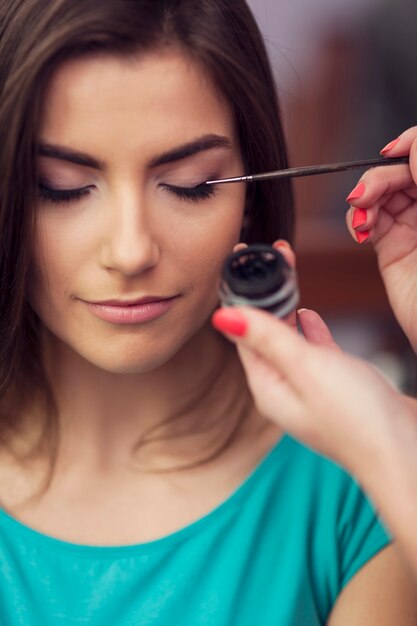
2,48,417,624
29,47,254,460
31,51,246,375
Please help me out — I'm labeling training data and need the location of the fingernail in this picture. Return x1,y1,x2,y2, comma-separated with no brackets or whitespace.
356,230,370,244
346,181,365,202
212,308,248,337
352,208,367,229
380,137,400,154
273,239,290,250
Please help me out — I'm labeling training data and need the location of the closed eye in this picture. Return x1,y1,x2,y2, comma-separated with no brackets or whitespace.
38,182,218,205
38,183,93,204
161,183,218,203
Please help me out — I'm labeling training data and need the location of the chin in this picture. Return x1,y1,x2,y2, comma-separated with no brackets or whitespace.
78,333,192,375
44,302,213,375
94,354,175,375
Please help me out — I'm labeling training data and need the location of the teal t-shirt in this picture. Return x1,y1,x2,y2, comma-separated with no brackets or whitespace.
0,436,390,625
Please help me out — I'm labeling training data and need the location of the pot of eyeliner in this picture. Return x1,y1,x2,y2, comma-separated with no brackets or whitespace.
219,244,299,319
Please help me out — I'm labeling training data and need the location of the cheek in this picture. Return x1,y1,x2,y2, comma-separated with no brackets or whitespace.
171,208,245,303
29,213,91,307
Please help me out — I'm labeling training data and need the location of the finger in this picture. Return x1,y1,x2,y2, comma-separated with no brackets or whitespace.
346,165,415,211
379,126,417,157
345,128,417,212
212,306,310,379
272,241,297,330
233,240,296,270
233,242,248,253
237,343,286,391
234,239,297,269
346,185,417,244
236,343,304,419
346,206,376,244
297,308,339,349
389,128,417,184
271,239,296,269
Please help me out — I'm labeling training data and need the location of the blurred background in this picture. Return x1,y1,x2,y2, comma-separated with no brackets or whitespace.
247,0,417,394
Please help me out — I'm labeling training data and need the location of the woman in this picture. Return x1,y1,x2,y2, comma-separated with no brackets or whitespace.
0,1,415,624
213,127,417,578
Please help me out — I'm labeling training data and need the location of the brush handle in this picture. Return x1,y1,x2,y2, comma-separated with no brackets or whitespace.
204,156,409,185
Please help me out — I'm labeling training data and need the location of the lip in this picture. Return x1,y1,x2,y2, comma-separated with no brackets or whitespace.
81,296,178,324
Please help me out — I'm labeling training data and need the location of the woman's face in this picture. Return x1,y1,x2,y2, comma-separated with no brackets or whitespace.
30,49,246,373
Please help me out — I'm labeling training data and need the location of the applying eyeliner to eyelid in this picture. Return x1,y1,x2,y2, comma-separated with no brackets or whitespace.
160,182,218,202
203,155,409,186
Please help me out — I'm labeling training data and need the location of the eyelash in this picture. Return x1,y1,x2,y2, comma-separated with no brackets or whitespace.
37,183,218,205
38,184,91,204
161,183,218,203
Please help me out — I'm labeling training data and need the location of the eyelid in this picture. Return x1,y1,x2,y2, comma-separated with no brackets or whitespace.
38,182,93,204
162,182,206,192
38,178,92,191
160,182,218,202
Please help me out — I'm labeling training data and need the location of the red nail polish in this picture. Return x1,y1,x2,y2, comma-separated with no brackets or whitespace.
352,208,367,229
380,137,400,154
356,230,370,244
212,309,248,337
346,182,365,202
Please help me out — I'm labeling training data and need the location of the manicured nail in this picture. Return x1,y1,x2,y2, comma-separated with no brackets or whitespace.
380,137,400,154
212,308,248,337
352,208,367,229
273,239,290,251
356,230,370,244
346,181,365,202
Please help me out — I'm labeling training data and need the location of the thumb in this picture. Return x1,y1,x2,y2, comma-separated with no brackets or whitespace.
297,308,339,350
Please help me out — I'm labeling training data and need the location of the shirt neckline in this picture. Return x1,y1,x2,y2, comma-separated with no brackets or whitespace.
0,435,293,558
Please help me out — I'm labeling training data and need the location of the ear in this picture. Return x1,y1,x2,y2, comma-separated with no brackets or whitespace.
272,239,296,269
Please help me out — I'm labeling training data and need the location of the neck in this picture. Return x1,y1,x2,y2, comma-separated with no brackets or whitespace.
39,322,252,472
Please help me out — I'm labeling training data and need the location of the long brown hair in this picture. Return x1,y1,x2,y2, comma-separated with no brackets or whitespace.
0,0,293,472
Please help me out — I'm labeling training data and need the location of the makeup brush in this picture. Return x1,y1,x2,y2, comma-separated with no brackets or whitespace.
204,156,409,186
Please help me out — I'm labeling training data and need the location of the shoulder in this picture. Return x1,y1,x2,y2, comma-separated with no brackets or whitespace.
328,544,417,625
248,436,391,612
262,435,370,510
247,436,388,547
270,436,388,539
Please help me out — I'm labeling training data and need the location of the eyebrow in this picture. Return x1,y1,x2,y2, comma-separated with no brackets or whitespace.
37,134,233,170
148,135,233,167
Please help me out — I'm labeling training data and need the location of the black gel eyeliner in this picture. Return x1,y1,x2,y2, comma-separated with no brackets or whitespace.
219,244,299,319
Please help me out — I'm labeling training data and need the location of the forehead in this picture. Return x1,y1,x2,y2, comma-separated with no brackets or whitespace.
39,49,236,158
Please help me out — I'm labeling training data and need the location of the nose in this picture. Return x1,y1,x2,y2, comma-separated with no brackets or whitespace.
100,190,160,276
